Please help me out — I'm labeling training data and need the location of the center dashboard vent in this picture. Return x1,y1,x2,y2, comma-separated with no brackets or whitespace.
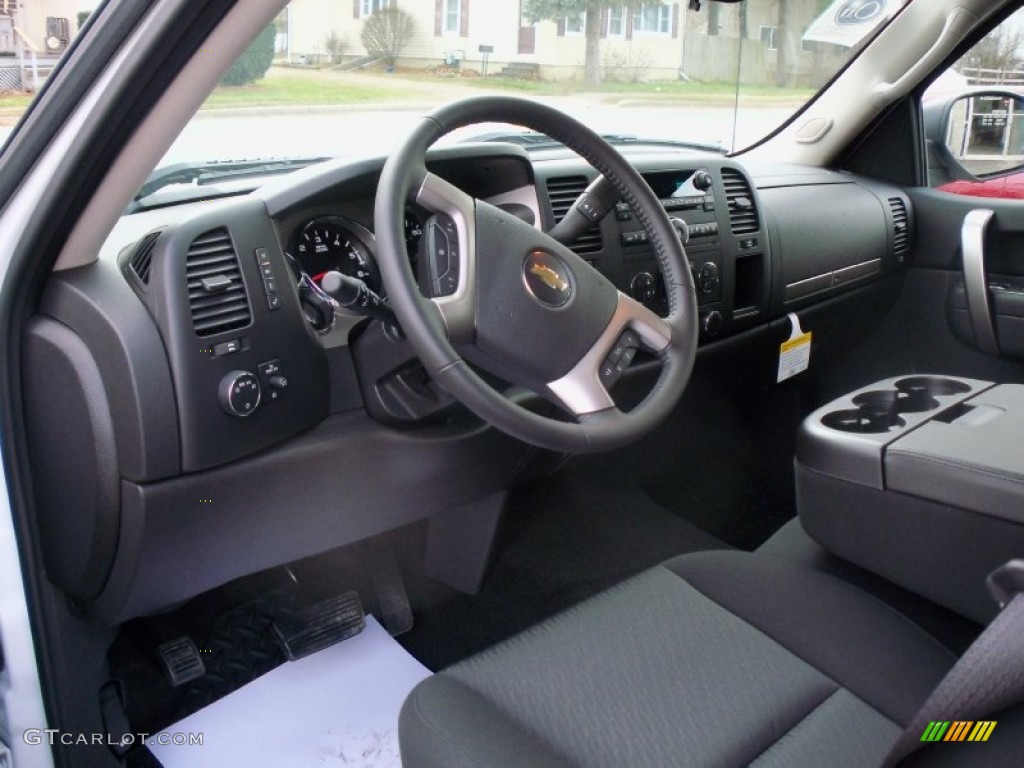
185,228,252,337
889,197,910,262
721,168,760,236
546,176,603,256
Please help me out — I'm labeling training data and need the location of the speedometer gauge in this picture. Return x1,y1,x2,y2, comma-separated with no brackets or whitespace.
294,217,379,292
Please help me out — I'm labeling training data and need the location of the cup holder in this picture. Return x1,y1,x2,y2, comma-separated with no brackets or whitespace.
821,378,974,433
894,376,971,398
824,389,906,433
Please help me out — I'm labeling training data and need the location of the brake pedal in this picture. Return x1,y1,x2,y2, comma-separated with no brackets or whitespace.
156,636,206,687
271,592,365,661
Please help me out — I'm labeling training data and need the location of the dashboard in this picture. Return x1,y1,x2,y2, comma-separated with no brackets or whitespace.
23,141,913,623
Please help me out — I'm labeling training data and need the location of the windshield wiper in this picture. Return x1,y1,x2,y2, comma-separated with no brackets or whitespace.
471,131,726,155
128,156,332,211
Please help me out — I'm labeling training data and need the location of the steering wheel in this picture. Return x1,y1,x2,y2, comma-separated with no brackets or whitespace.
374,97,697,453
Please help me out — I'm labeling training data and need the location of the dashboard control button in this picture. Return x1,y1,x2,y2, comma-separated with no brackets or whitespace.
258,359,287,401
263,277,277,293
267,292,282,311
255,248,271,266
260,263,274,280
213,339,241,357
701,311,724,336
697,262,721,294
219,371,261,417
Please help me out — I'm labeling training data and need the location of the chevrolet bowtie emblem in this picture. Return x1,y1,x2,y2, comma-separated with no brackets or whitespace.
529,263,569,293
523,250,573,307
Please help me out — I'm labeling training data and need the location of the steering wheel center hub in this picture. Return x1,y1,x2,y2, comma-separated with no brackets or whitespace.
523,249,574,308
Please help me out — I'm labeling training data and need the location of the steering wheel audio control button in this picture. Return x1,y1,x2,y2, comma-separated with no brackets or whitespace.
219,370,261,417
427,214,460,297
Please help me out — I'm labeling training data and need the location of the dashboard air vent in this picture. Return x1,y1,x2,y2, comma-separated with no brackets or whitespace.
126,230,161,285
889,197,910,261
721,168,760,235
546,176,603,256
185,228,252,337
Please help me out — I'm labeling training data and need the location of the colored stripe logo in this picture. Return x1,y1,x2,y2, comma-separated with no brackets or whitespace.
920,721,997,743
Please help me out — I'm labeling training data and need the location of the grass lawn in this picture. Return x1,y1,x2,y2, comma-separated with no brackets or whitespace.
0,91,35,111
454,75,816,105
0,66,814,118
200,70,420,109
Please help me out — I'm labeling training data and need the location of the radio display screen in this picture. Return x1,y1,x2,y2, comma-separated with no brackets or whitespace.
643,171,704,200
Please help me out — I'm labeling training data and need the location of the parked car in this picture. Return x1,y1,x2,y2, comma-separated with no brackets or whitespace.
2,1,1024,767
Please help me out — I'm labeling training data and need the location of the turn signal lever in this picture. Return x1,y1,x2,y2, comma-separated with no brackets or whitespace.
284,251,337,332
320,271,397,327
547,175,619,245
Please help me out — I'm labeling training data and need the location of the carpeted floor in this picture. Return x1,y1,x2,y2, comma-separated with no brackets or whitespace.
397,469,728,670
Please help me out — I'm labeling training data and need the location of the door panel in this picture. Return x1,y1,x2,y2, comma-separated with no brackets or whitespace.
904,187,1024,360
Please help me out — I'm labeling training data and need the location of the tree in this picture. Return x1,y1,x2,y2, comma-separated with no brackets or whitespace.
221,23,276,86
524,0,648,87
774,0,791,88
360,7,416,66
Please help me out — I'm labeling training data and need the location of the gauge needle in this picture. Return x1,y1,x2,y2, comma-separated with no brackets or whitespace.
311,271,328,283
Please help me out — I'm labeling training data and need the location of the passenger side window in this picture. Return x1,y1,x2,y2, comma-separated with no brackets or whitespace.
924,9,1024,199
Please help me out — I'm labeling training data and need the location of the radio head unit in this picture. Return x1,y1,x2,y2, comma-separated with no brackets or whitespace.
643,170,712,210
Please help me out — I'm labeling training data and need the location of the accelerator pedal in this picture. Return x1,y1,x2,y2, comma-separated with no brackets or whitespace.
156,637,206,687
272,591,365,661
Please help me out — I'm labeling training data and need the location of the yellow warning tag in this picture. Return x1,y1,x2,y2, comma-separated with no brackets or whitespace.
778,313,812,383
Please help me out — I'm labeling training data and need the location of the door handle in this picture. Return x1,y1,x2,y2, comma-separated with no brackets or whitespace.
961,209,999,355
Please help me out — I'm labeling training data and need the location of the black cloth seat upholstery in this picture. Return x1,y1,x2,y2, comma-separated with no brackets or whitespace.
399,550,962,767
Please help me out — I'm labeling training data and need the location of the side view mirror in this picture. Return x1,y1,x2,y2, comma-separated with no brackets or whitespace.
924,89,1024,188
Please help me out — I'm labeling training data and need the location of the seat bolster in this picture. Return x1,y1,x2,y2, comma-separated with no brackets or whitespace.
665,551,957,725
399,674,574,768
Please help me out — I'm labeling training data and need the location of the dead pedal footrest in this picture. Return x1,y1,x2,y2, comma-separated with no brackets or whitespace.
271,592,365,661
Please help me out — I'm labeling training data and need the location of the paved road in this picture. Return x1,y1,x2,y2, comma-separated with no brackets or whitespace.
161,102,788,163
1,101,791,166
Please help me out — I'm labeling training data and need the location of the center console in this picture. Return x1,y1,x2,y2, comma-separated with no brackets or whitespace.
796,375,1024,623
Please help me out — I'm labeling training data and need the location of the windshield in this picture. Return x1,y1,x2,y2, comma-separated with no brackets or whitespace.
0,0,910,193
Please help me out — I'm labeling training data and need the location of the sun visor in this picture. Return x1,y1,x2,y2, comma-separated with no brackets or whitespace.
804,0,906,48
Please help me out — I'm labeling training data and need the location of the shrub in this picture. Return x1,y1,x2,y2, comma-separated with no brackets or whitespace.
221,23,276,86
360,8,415,66
325,31,345,65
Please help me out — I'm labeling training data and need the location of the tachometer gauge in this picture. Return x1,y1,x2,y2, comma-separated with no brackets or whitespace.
404,211,424,257
294,216,379,292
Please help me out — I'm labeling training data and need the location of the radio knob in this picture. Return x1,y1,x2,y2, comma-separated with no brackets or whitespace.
219,370,261,417
693,170,713,192
630,272,657,303
670,217,690,244
697,262,720,294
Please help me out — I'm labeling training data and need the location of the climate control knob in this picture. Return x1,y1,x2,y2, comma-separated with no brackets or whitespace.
219,370,261,418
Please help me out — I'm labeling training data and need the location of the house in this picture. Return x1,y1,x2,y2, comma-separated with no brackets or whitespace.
0,0,77,56
279,1,849,86
0,0,77,91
